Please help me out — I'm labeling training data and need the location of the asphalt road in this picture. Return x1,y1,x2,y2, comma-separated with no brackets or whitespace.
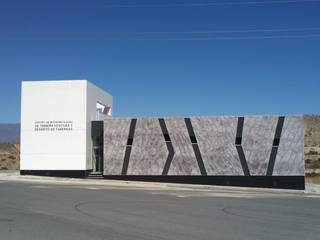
0,179,319,240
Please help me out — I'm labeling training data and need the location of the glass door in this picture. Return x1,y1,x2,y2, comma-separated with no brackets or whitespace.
91,121,104,174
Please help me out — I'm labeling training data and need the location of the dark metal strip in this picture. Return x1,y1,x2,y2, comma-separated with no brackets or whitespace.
159,119,175,176
163,142,175,175
236,117,244,145
159,118,171,142
121,119,137,175
267,116,285,176
267,147,279,176
236,145,250,176
184,118,198,144
102,175,305,190
273,116,285,146
126,118,137,146
184,118,207,176
235,117,250,176
192,144,207,176
20,170,92,178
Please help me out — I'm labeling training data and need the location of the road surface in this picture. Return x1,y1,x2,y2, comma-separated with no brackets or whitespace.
0,174,319,240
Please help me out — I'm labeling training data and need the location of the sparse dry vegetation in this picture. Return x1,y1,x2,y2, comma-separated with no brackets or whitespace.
0,143,20,170
304,115,320,183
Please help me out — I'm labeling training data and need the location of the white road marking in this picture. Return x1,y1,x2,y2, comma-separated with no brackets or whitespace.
86,187,101,190
29,185,51,189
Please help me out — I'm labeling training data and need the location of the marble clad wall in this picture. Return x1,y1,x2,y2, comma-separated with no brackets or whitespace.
127,118,168,175
165,118,200,175
191,116,244,175
103,116,304,177
103,119,131,175
242,116,278,176
273,116,304,176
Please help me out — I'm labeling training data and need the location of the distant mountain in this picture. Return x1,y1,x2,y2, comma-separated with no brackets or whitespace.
0,124,20,143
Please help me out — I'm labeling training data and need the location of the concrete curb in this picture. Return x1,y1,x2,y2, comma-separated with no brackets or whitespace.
0,171,319,196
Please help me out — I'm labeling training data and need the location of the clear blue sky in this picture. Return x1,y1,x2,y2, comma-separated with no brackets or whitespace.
1,0,320,123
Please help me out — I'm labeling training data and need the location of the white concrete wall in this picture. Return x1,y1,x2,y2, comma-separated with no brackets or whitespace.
20,80,112,171
86,81,112,169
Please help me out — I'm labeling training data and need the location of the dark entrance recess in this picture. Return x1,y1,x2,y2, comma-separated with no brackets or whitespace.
91,121,104,177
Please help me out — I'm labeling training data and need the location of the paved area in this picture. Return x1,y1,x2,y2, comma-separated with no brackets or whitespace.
0,172,319,240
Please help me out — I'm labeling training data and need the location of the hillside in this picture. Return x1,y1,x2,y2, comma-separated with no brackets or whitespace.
0,143,20,170
0,124,20,143
304,115,320,181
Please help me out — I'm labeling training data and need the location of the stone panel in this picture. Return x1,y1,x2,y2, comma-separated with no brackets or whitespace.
103,119,131,175
242,116,278,176
165,118,201,175
273,116,304,176
127,118,168,175
103,116,305,179
191,116,244,175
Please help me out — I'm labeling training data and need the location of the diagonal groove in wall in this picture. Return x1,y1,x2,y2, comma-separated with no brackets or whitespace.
121,118,137,175
184,118,207,176
267,116,285,176
235,117,251,176
159,118,175,176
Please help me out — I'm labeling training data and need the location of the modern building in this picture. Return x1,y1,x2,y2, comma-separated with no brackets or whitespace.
20,80,112,177
20,80,305,189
